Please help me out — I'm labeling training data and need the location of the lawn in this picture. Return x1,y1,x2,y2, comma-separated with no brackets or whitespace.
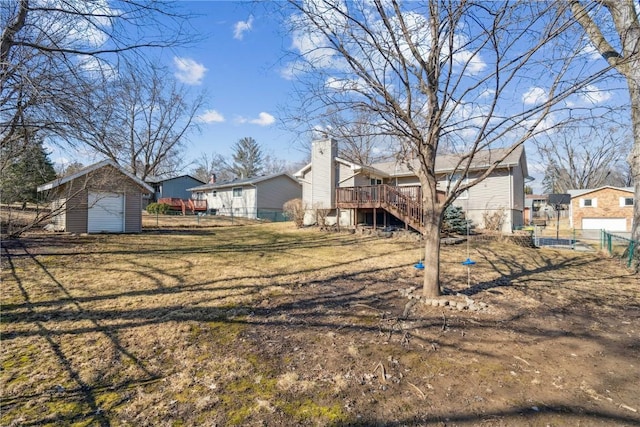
1,221,639,426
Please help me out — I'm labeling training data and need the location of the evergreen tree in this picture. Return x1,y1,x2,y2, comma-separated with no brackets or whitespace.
230,137,263,179
441,206,471,235
1,139,57,204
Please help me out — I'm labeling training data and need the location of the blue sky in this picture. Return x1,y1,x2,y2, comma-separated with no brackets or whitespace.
47,0,632,192
163,1,308,168
51,1,309,172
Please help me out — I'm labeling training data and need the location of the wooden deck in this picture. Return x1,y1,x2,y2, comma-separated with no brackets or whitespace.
336,185,425,233
158,198,207,215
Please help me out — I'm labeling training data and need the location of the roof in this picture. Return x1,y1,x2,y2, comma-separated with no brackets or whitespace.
567,186,634,198
37,159,154,193
370,145,527,177
146,175,205,185
187,173,301,192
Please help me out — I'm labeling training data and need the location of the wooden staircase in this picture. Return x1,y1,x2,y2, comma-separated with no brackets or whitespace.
336,184,425,233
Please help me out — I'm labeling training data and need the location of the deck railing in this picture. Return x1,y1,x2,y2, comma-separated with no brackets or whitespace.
336,184,424,232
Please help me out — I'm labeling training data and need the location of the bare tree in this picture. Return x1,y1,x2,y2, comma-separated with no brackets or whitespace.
192,152,234,183
282,0,618,297
537,124,631,192
1,0,193,173
568,0,640,242
68,62,205,180
318,108,395,165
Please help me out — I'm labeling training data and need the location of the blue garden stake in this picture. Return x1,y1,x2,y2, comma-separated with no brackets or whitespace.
462,258,476,266
414,261,425,270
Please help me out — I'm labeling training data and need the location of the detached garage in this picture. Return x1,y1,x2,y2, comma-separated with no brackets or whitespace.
38,160,153,234
568,186,634,233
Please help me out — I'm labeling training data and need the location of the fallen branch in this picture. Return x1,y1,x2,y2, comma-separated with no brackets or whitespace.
406,381,426,400
373,362,387,383
513,355,531,366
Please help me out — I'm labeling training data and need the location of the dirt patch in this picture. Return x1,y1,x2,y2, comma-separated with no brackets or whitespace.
1,224,639,426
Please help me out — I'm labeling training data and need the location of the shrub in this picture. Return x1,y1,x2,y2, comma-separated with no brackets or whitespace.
283,198,305,228
482,208,506,231
146,202,170,215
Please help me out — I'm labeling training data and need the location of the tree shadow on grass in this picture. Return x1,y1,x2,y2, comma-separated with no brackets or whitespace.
2,234,639,426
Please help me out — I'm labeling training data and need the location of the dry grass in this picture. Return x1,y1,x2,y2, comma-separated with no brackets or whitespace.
1,222,639,426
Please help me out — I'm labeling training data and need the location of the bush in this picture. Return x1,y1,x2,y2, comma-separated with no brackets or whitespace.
482,208,506,231
283,198,305,228
146,202,170,215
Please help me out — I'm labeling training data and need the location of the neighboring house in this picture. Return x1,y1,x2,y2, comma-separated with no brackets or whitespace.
567,186,634,233
295,138,530,233
525,194,550,224
37,159,153,233
145,175,206,204
188,173,302,221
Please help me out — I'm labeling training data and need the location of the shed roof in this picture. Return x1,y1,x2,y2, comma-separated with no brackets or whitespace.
37,159,153,193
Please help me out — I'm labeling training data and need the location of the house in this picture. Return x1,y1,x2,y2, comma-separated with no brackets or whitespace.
145,175,206,204
567,186,634,234
294,138,529,233
188,173,302,221
37,159,153,233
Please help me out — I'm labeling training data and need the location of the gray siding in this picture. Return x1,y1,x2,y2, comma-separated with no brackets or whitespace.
337,162,358,187
255,176,302,212
125,193,142,232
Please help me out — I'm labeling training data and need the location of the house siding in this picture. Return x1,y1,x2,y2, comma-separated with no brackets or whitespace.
125,193,142,232
255,176,302,214
206,186,258,218
154,176,204,201
311,139,337,209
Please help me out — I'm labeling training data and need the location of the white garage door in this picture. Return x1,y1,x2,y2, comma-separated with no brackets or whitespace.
581,218,627,232
88,192,124,233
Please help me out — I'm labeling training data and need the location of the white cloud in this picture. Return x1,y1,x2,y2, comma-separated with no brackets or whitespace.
581,84,612,104
234,15,254,40
522,87,547,105
236,112,276,126
197,110,225,123
173,56,207,85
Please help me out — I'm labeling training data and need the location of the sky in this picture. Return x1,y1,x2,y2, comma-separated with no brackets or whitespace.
53,1,310,172
47,0,634,192
167,2,307,166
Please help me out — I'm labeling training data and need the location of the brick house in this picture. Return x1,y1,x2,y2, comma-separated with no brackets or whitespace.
567,186,634,233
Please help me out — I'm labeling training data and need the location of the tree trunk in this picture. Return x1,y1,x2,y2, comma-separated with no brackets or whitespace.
422,217,442,298
628,69,640,243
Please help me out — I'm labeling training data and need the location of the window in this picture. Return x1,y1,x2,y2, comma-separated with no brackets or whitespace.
580,198,597,207
449,173,468,199
621,197,634,207
233,187,242,197
370,178,382,185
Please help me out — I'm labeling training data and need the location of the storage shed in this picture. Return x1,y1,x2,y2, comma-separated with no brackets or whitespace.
37,160,153,233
